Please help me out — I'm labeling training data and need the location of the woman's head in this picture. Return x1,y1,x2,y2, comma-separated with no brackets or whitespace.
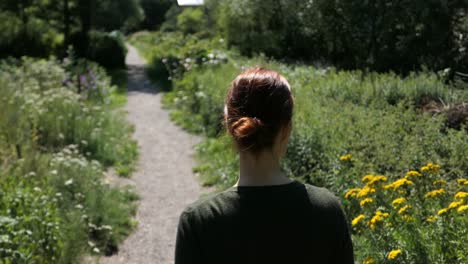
225,67,294,154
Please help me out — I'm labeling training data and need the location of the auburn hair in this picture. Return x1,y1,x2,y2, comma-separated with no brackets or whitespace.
225,67,294,152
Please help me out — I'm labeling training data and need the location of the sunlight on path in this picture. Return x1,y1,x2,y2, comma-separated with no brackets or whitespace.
99,44,202,264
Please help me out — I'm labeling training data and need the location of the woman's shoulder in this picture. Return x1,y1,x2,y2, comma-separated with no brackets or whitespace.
179,189,238,219
301,183,343,212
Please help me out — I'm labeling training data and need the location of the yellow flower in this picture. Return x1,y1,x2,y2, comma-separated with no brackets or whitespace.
405,170,422,178
360,198,374,207
426,215,438,223
457,178,468,185
421,162,440,174
388,249,402,260
425,188,445,198
402,215,415,222
457,205,468,213
398,205,410,215
357,186,376,198
362,174,374,182
448,201,463,209
340,154,352,161
437,208,448,215
363,257,374,264
432,179,447,186
368,175,388,185
368,210,389,230
392,197,406,207
352,214,365,226
384,178,414,191
344,188,361,199
454,192,468,199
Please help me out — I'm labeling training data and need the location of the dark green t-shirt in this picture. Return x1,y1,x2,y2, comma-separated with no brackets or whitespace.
175,181,354,264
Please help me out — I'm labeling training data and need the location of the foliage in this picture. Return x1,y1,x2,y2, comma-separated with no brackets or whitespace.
345,167,467,263
176,8,206,35
130,32,227,91
213,0,468,73
139,0,174,30
0,57,138,262
88,31,128,69
0,0,140,69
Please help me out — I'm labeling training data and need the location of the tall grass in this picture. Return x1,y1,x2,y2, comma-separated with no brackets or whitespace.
0,58,138,262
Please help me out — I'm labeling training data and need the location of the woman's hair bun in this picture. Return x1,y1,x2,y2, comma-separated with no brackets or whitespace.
231,117,263,139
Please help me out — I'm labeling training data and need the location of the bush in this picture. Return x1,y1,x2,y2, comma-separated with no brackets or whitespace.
130,32,227,91
345,168,467,263
0,57,138,262
213,0,468,73
88,31,128,69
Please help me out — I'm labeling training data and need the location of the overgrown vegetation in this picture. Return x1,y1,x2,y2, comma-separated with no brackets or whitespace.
0,57,138,262
131,29,467,263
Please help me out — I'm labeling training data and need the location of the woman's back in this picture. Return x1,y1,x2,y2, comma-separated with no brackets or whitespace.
175,181,353,264
175,67,354,263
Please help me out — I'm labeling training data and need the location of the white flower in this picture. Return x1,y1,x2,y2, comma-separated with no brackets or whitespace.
64,179,73,186
93,247,100,253
75,204,83,209
33,187,41,192
50,170,58,175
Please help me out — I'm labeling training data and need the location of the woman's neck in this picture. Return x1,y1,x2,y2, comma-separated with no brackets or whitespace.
236,150,291,186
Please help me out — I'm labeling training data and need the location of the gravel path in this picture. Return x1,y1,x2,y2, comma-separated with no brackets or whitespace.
100,45,202,264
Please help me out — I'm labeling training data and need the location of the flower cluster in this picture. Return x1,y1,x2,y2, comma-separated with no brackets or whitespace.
345,163,467,263
339,153,353,161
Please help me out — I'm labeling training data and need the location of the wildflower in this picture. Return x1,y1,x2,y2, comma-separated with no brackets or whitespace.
448,201,463,209
388,249,402,260
65,179,73,186
352,214,365,226
357,186,376,198
405,170,422,178
457,179,468,185
454,192,468,199
421,162,440,174
369,211,389,230
426,215,438,223
392,197,406,207
384,178,414,191
363,257,374,264
425,189,445,198
437,208,448,215
457,205,468,213
368,175,387,185
398,205,410,215
432,179,447,186
362,174,374,182
402,215,415,222
340,154,352,161
344,188,361,199
360,198,374,207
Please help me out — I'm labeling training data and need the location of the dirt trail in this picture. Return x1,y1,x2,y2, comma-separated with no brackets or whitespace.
100,45,202,264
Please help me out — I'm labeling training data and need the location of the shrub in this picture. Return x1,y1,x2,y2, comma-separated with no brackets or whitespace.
345,167,467,263
0,57,138,262
214,0,468,73
88,31,128,69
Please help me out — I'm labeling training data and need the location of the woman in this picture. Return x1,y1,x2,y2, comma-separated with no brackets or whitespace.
175,67,354,264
